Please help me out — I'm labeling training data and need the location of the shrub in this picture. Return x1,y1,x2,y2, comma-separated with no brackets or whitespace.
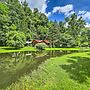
35,43,48,50
81,42,89,47
6,31,26,48
55,34,76,48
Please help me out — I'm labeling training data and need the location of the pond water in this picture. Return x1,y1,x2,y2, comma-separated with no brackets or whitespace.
0,50,77,89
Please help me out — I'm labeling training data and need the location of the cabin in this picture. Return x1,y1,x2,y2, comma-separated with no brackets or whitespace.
32,40,50,46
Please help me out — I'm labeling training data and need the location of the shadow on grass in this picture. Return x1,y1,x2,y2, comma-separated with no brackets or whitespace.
60,56,90,83
87,53,90,56
1,47,19,50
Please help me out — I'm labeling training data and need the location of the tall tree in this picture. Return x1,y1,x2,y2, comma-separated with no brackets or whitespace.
0,2,10,45
48,22,60,48
65,13,86,46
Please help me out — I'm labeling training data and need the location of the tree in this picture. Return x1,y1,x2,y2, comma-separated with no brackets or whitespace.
0,2,10,46
59,22,66,33
86,28,90,47
48,22,60,48
0,0,88,48
56,33,76,48
6,31,26,48
65,13,86,46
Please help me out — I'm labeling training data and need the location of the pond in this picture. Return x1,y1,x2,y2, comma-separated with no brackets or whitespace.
0,50,78,89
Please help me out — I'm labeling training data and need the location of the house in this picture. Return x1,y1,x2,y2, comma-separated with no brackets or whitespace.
43,40,50,45
32,40,50,46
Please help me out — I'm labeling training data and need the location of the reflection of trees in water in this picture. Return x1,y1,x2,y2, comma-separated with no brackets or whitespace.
48,50,74,58
0,50,77,75
0,52,31,71
0,52,35,89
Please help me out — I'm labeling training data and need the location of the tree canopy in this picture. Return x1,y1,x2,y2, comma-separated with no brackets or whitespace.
0,1,90,48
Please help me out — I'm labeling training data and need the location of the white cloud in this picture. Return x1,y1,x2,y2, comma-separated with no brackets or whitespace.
19,0,47,13
78,11,86,15
65,11,75,17
81,12,90,20
65,10,90,22
85,23,90,27
52,4,74,18
52,4,73,14
77,11,90,26
45,12,52,17
77,11,90,21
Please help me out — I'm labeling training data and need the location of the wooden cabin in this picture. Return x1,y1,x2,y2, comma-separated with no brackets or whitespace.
32,40,50,46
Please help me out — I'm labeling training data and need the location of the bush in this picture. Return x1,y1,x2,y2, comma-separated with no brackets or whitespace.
55,34,76,48
81,42,89,47
35,43,48,50
6,31,26,48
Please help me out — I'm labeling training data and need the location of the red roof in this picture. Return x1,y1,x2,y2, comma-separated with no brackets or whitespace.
43,40,49,44
32,40,50,44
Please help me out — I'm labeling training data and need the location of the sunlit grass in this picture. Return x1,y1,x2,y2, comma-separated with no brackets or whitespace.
45,47,90,51
0,46,90,53
0,46,36,53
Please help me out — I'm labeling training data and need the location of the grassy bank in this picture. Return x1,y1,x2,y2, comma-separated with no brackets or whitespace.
45,47,90,51
0,46,90,53
0,46,36,53
6,52,90,90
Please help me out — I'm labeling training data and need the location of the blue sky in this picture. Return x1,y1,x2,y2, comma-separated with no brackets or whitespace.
20,0,90,24
46,0,90,23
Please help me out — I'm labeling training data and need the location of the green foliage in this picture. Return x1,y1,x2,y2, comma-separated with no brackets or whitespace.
0,1,89,48
0,2,9,15
86,28,90,47
48,22,60,48
35,43,48,50
9,24,17,31
6,31,26,48
81,42,89,47
65,13,86,46
0,2,10,46
56,34,76,47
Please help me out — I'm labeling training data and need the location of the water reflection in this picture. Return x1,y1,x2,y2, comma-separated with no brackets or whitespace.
0,50,77,89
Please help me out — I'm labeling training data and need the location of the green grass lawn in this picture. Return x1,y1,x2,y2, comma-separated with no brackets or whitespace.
45,47,90,51
0,46,90,53
6,52,90,90
0,46,36,53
